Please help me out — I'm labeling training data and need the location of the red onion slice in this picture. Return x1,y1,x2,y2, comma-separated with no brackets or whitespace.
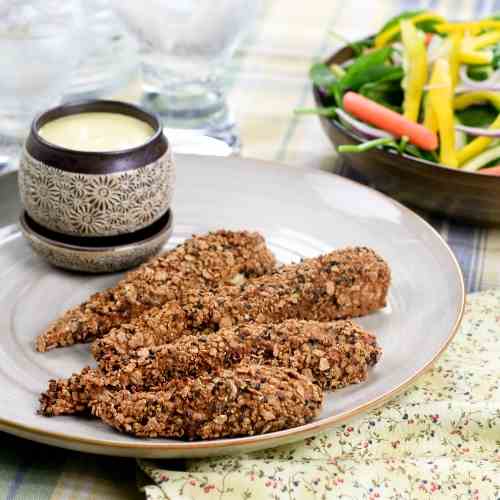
455,124,500,137
455,84,476,94
335,108,394,139
459,65,500,91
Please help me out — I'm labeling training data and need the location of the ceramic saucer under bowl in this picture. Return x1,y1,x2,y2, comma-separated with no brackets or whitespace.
20,209,173,273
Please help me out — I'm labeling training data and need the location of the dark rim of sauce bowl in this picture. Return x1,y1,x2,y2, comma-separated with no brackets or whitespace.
26,99,168,174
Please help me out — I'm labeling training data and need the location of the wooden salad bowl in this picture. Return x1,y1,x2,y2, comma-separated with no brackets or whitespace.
314,44,500,226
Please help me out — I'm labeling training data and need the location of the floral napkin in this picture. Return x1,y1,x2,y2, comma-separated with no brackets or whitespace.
138,290,500,499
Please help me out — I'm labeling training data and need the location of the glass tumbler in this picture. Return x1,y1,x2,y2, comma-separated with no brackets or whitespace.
65,0,140,101
111,0,261,149
0,0,84,169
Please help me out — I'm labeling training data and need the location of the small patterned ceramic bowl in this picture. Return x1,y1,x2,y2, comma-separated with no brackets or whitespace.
18,100,174,237
20,209,173,274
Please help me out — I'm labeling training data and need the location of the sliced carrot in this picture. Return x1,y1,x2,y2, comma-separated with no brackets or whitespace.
343,91,438,151
478,166,500,176
424,32,434,46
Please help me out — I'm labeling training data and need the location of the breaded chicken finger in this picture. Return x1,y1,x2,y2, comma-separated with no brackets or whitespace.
109,319,381,389
39,320,381,416
93,247,390,367
36,230,276,351
92,364,324,439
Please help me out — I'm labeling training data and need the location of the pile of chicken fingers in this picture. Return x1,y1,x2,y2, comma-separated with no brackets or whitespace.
38,230,390,440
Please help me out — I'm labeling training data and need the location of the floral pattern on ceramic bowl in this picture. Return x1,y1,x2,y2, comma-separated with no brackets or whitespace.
19,148,174,237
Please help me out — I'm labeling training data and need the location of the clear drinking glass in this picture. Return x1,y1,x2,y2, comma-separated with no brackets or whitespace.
111,0,261,149
0,0,83,169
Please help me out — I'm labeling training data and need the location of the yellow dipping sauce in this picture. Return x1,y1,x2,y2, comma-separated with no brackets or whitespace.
38,112,155,152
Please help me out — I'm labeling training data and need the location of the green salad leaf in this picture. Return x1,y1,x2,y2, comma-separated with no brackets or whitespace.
492,43,500,69
310,49,404,110
466,65,492,81
359,76,404,112
309,63,338,89
309,63,342,105
455,104,498,127
339,47,394,91
414,19,443,33
403,144,439,162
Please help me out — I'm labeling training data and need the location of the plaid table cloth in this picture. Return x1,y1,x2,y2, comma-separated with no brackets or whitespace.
1,0,500,498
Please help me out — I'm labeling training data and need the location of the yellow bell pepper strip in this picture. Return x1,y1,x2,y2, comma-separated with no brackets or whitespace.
453,91,500,111
459,47,493,65
468,30,500,49
428,58,457,167
459,31,500,65
401,20,427,122
374,12,445,48
423,95,438,133
461,145,500,172
449,32,463,87
456,113,500,165
425,34,461,134
436,20,500,34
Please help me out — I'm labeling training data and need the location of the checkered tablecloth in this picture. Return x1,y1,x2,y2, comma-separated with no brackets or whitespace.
1,0,500,498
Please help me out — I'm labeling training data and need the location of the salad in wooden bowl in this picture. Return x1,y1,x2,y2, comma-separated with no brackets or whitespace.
302,10,500,225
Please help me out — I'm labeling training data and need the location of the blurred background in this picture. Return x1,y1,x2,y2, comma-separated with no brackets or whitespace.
1,0,498,170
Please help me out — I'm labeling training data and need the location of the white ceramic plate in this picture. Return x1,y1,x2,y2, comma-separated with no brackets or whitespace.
0,155,465,458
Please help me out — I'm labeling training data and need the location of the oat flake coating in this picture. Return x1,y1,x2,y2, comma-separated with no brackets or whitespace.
92,364,324,439
109,319,381,389
36,230,276,352
93,247,390,368
39,319,381,416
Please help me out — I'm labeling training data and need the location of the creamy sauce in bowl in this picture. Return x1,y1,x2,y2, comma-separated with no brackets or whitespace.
38,112,155,152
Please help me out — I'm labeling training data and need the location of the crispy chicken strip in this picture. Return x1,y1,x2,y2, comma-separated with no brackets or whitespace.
40,367,96,417
109,319,382,389
91,364,324,439
39,320,381,416
36,230,276,352
93,247,390,368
